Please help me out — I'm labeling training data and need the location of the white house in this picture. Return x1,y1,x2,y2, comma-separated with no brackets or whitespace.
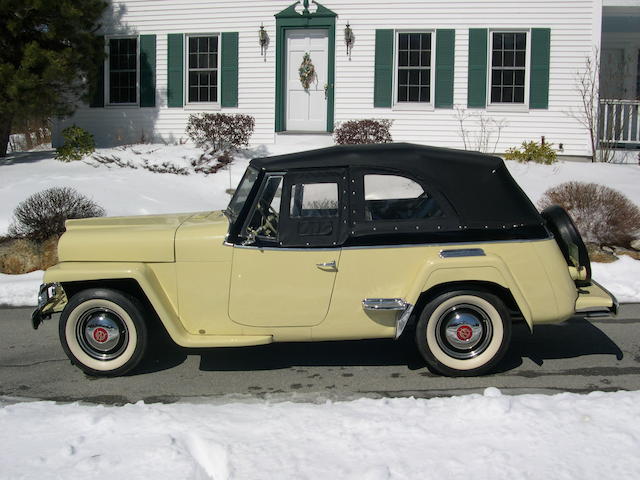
53,0,639,158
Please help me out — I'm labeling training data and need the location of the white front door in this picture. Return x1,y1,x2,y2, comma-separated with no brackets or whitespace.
285,29,328,131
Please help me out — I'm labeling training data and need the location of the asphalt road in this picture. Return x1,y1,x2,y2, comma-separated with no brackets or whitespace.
2,305,640,405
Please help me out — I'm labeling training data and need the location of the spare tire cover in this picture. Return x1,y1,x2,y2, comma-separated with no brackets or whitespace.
541,205,591,285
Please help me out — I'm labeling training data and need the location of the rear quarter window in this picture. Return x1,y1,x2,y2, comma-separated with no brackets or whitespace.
364,174,443,221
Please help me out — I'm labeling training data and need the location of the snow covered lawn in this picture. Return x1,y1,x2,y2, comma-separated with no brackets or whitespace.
1,144,639,306
2,388,640,479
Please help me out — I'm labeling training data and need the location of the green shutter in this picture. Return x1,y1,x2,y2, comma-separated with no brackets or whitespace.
374,29,394,108
467,28,487,108
221,32,239,107
89,36,104,108
435,29,455,108
139,35,156,107
167,33,183,108
530,28,550,109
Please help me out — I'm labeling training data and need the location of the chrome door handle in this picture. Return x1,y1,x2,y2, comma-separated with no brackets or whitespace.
316,260,336,269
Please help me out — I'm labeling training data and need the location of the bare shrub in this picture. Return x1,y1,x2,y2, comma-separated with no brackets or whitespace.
538,182,640,248
186,113,255,156
8,187,105,241
334,119,393,145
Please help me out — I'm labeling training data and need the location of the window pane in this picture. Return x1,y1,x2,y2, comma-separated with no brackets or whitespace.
364,174,442,221
410,33,421,49
398,69,408,84
290,183,339,218
420,51,430,67
399,51,408,67
398,85,408,101
514,87,524,103
409,51,419,66
515,33,526,50
399,33,408,50
420,86,430,102
408,86,419,101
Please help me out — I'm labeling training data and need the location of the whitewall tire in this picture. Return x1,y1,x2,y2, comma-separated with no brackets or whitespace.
415,291,511,376
59,288,148,377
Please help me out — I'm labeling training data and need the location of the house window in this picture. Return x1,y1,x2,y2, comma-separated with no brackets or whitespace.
187,35,219,103
490,32,527,104
108,38,138,104
396,32,432,103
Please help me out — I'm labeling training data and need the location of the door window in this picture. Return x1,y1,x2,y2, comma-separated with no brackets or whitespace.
290,182,339,218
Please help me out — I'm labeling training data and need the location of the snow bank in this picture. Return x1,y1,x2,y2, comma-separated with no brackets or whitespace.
2,389,640,479
0,270,42,307
592,256,640,303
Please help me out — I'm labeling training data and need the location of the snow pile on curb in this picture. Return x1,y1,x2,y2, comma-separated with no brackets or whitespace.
0,270,43,307
2,389,640,479
592,256,640,303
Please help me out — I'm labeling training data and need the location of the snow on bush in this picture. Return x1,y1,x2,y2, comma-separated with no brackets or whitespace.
538,182,640,248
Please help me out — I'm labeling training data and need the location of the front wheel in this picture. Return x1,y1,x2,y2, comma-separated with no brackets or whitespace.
415,290,511,376
59,288,148,377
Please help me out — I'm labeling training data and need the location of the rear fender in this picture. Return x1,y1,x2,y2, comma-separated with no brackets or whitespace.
405,254,533,329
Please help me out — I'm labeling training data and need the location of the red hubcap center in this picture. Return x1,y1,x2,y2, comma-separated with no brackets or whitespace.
93,327,109,343
456,325,473,341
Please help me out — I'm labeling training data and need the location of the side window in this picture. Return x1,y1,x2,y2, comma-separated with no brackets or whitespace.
108,37,138,105
364,174,443,221
186,35,219,103
490,32,527,104
246,176,282,240
396,32,432,103
290,183,339,218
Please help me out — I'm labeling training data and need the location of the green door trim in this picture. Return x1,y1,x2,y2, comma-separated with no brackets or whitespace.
275,1,336,132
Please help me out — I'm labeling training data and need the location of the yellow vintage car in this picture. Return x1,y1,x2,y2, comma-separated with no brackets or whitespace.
32,143,617,377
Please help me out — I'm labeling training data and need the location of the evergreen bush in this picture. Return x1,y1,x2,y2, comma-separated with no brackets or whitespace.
55,126,95,162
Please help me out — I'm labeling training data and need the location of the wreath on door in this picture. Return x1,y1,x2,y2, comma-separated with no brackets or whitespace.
298,52,316,89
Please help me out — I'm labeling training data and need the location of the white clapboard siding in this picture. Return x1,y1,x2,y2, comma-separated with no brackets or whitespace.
54,0,599,156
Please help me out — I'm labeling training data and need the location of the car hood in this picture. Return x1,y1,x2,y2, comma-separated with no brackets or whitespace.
58,212,200,262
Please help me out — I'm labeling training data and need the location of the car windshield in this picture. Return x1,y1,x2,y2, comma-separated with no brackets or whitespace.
226,166,260,221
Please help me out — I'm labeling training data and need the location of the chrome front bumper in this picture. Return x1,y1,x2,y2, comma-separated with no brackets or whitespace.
31,283,64,330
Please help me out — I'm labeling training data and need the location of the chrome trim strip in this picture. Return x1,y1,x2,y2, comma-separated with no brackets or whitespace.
231,244,341,252
439,248,486,258
226,236,553,251
341,236,552,250
362,298,408,311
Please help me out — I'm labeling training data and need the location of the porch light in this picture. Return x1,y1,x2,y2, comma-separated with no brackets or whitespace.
259,23,268,57
344,22,354,57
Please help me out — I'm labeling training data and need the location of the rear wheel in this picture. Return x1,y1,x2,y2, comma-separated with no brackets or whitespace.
415,290,511,376
59,288,148,377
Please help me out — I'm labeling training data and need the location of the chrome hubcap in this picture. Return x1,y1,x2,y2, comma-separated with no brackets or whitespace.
76,308,128,360
435,304,492,359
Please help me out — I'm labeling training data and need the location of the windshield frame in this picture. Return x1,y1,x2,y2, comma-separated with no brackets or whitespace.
225,166,260,223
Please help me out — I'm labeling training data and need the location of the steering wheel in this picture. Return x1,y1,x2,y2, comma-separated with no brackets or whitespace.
256,202,278,236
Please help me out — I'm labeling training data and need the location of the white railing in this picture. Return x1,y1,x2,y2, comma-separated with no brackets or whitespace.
599,99,640,146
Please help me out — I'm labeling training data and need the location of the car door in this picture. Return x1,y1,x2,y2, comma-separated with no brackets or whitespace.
229,169,347,328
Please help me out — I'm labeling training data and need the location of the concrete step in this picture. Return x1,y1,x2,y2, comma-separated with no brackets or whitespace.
275,132,334,146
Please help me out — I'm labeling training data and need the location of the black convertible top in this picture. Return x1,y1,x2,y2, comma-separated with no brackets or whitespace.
250,143,546,238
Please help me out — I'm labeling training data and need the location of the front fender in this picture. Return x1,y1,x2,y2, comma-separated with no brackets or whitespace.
43,262,192,346
404,254,534,329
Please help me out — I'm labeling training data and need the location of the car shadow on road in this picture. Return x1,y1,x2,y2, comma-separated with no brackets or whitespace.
130,316,623,376
495,316,624,374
